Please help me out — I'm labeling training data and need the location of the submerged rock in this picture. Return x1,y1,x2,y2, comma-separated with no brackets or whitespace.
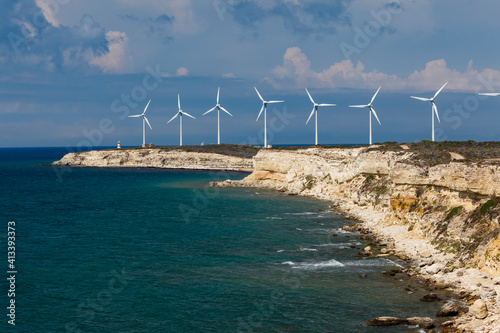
365,317,407,326
420,293,442,302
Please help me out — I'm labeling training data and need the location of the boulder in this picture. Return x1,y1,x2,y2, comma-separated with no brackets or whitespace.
407,317,435,329
365,317,407,326
469,299,488,319
436,302,460,317
420,293,442,302
425,263,444,275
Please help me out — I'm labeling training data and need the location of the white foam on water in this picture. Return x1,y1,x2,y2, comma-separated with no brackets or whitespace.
317,242,362,248
282,259,345,270
343,258,403,268
285,212,318,216
296,228,302,231
299,247,318,252
266,217,283,220
277,249,285,253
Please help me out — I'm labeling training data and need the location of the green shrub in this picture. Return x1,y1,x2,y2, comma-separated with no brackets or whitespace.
446,206,463,220
480,199,498,215
365,174,375,182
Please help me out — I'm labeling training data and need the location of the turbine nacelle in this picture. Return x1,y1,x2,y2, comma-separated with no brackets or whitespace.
410,82,448,125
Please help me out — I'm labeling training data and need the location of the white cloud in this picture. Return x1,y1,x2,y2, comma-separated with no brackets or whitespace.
35,0,60,27
222,73,235,78
90,31,130,73
267,47,500,92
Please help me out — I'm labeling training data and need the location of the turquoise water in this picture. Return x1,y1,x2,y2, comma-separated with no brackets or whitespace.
1,148,444,332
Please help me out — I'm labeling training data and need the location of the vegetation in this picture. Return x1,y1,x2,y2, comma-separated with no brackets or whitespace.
305,175,315,190
480,199,498,215
446,206,463,221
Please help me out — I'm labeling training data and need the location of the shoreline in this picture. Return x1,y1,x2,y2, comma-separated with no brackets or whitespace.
54,143,500,332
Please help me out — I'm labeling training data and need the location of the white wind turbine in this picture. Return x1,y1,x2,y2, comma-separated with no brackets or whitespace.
167,94,196,146
478,92,500,96
411,82,448,142
203,87,233,144
349,87,382,145
128,99,152,146
305,88,336,146
254,87,284,148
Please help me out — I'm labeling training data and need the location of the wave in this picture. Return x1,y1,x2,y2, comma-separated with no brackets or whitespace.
299,247,318,252
343,258,403,268
316,242,362,248
282,259,345,270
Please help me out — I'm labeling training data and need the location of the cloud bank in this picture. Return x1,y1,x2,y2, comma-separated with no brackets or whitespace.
267,47,500,92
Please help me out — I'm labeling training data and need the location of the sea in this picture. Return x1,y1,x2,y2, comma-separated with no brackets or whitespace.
1,147,448,333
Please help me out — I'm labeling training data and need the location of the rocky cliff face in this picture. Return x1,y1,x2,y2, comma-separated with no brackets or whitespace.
214,146,500,332
53,148,253,171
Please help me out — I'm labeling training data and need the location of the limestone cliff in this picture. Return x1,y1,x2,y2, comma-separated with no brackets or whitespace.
53,148,254,171
214,144,500,331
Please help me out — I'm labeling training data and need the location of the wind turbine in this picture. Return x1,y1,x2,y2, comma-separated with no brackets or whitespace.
478,92,500,96
203,87,233,144
128,99,152,147
411,82,447,142
349,87,382,145
254,87,284,148
167,94,196,146
305,88,336,146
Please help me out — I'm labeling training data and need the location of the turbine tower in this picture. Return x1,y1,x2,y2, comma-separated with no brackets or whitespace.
254,87,284,148
203,87,233,144
128,99,152,147
167,94,196,146
349,87,382,145
411,82,448,142
305,88,336,146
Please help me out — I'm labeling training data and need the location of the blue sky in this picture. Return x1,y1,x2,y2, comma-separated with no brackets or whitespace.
2,0,500,147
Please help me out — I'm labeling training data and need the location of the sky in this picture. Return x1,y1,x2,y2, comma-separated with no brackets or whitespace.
2,0,500,147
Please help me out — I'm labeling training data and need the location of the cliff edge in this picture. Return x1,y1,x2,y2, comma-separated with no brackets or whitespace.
213,142,500,332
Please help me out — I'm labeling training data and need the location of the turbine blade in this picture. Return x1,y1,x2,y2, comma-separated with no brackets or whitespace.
254,87,264,102
370,86,382,104
433,103,441,123
433,82,448,99
479,92,500,96
267,100,284,104
128,114,142,118
220,106,233,116
217,87,220,104
203,106,217,115
183,112,196,119
143,99,152,115
178,94,181,110
410,96,431,101
144,116,152,130
318,104,336,107
306,108,315,125
349,105,369,108
305,88,315,104
370,107,381,125
256,105,264,121
167,113,179,124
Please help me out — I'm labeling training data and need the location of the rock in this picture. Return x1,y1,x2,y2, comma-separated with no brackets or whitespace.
436,302,460,317
419,248,432,258
365,317,407,327
456,269,464,277
425,263,444,275
441,320,455,327
358,274,367,278
407,317,435,329
469,299,488,319
380,248,390,254
420,293,442,302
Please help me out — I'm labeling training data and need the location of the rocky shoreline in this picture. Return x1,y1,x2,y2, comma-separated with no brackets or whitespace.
54,143,500,332
212,144,500,333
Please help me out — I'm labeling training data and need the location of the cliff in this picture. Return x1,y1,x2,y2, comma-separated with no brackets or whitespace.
53,147,254,171
213,143,500,332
